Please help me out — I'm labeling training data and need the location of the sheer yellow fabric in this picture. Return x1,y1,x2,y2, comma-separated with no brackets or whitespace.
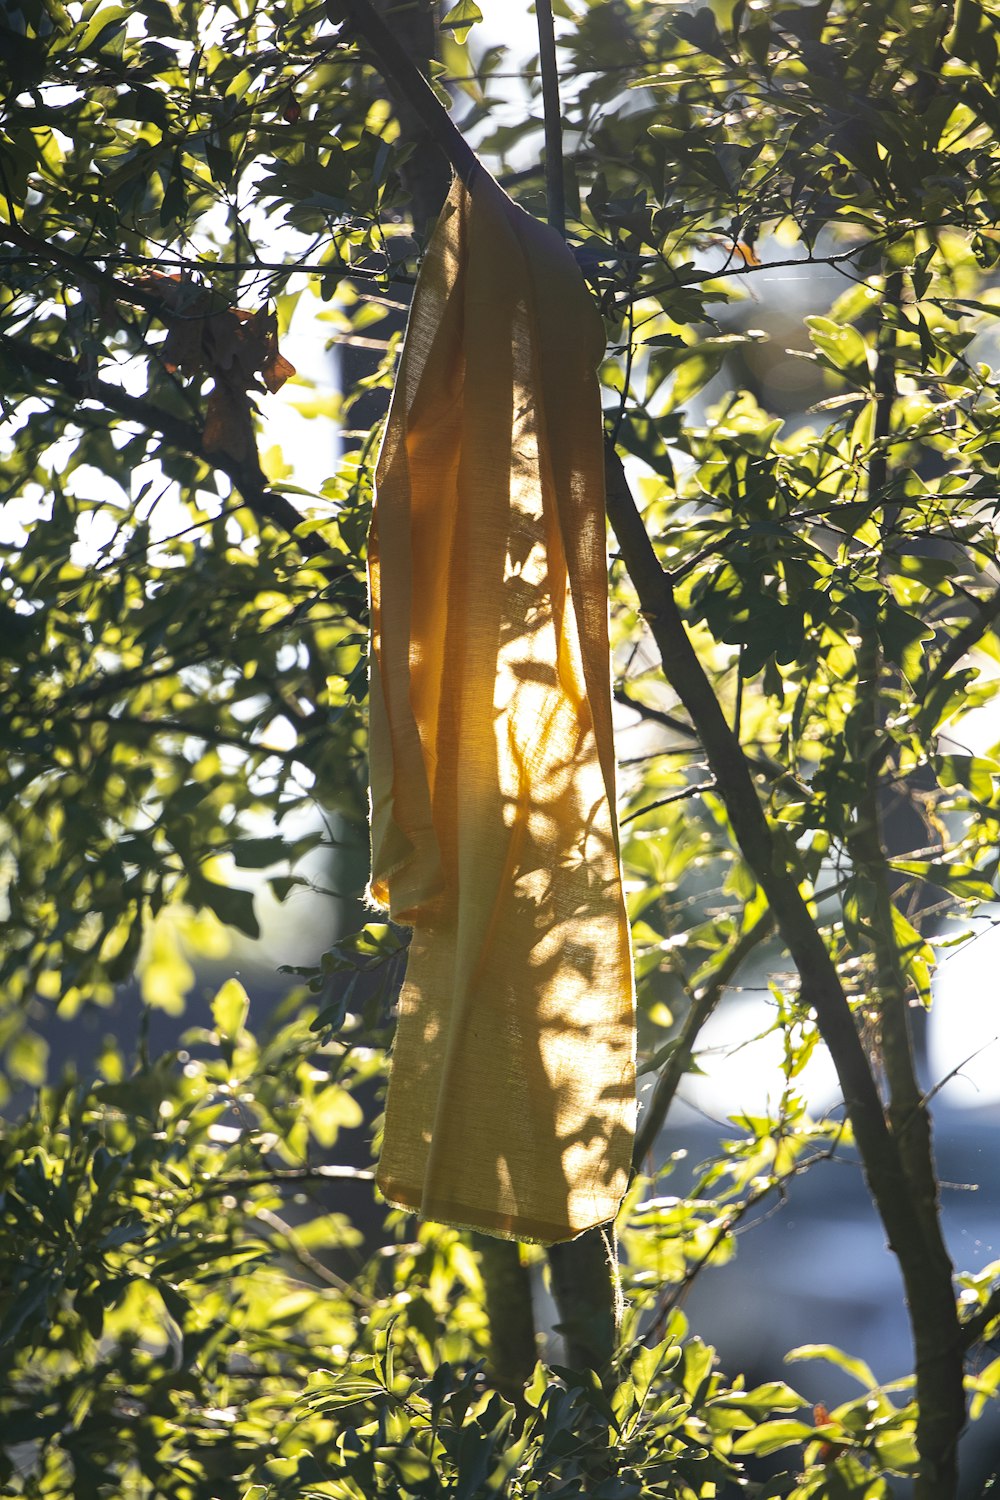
367,172,635,1244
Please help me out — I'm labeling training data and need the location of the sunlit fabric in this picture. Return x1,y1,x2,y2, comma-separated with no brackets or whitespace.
367,171,635,1244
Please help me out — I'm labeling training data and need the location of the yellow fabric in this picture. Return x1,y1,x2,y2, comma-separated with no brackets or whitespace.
367,172,636,1244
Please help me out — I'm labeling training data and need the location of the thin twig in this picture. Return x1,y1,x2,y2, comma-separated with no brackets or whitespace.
917,1042,998,1116
644,1142,843,1343
77,712,306,762
0,249,408,285
614,685,698,740
620,779,717,826
255,1206,374,1306
196,1163,374,1200
535,0,566,236
632,908,775,1167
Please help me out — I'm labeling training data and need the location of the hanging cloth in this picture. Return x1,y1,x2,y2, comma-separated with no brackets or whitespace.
367,170,635,1244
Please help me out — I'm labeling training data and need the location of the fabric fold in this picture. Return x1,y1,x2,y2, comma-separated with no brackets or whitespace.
367,171,636,1244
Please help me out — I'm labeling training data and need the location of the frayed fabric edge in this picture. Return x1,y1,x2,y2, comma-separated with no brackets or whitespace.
376,1173,623,1248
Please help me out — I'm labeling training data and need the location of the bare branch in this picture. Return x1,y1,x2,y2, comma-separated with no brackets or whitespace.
632,907,775,1168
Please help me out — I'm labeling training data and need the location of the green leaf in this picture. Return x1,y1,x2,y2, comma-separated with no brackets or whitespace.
786,1343,879,1390
98,1218,148,1248
933,753,999,801
671,7,735,63
805,316,871,382
440,0,483,41
888,859,996,902
231,835,289,868
878,601,932,667
670,350,725,407
732,1418,820,1455
211,977,250,1040
969,1352,1000,1419
708,1380,805,1416
78,4,130,53
191,877,260,939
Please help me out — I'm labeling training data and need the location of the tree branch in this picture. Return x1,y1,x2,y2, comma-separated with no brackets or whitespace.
0,333,351,582
330,0,480,187
613,686,698,740
369,0,453,228
0,248,412,285
255,1205,375,1306
471,1234,538,1396
604,443,965,1498
78,712,306,763
0,220,190,320
632,908,775,1168
848,275,965,1496
195,1163,374,1200
603,443,883,1127
535,0,566,236
621,779,716,826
